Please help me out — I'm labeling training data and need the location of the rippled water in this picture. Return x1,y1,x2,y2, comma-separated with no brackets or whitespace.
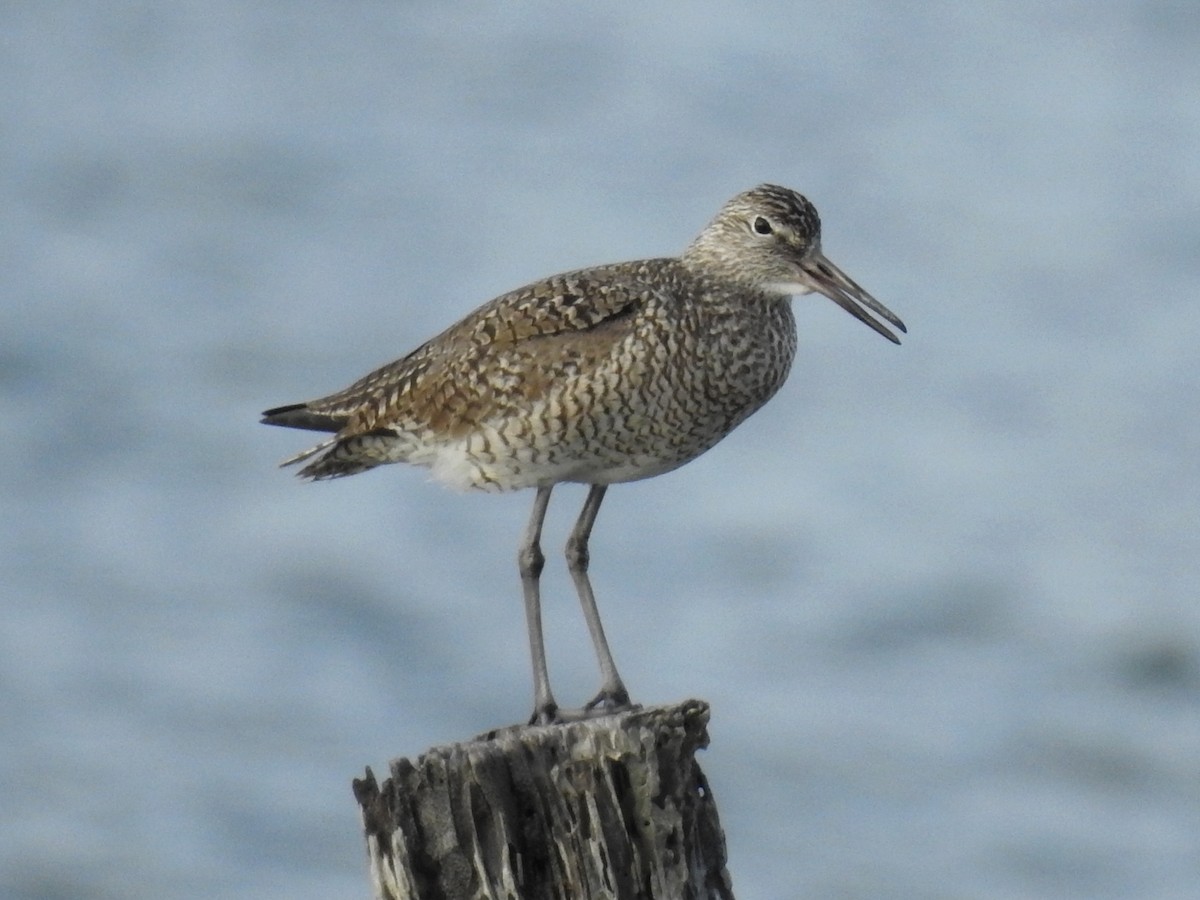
3,3,1198,898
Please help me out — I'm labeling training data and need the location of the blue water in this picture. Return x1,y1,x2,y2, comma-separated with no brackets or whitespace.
3,3,1198,898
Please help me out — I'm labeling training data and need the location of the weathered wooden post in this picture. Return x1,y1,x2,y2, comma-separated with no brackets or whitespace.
352,699,735,899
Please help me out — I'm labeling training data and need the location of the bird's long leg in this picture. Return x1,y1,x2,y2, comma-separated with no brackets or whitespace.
519,485,557,724
565,484,632,712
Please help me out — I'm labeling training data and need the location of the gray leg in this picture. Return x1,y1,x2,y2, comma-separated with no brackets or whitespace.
565,484,632,711
519,485,557,724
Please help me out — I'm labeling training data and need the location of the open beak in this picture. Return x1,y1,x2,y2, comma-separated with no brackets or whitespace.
799,252,906,344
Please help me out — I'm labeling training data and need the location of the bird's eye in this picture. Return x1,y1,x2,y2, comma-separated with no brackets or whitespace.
752,216,773,235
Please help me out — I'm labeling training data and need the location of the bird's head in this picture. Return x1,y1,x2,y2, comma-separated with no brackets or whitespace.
684,184,906,343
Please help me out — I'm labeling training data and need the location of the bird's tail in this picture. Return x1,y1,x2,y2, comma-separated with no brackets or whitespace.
262,402,376,479
290,434,388,480
261,403,344,433
278,438,338,472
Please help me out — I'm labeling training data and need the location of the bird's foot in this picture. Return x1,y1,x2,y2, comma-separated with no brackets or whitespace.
527,701,559,726
525,690,637,726
583,685,634,715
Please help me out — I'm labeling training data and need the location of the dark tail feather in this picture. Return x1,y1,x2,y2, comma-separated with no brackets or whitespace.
261,403,346,433
296,448,380,480
262,404,385,479
290,431,391,479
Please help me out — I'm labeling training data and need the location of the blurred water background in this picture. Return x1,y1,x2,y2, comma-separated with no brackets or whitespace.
3,3,1198,897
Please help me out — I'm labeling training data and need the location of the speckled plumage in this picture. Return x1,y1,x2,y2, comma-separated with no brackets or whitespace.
262,184,905,723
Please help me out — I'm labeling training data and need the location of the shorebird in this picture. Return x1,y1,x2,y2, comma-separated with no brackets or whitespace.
262,184,904,724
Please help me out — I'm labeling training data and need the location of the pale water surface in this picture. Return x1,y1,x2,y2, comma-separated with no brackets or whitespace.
3,3,1198,898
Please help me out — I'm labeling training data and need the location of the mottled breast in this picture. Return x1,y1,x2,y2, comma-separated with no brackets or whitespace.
425,261,798,491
